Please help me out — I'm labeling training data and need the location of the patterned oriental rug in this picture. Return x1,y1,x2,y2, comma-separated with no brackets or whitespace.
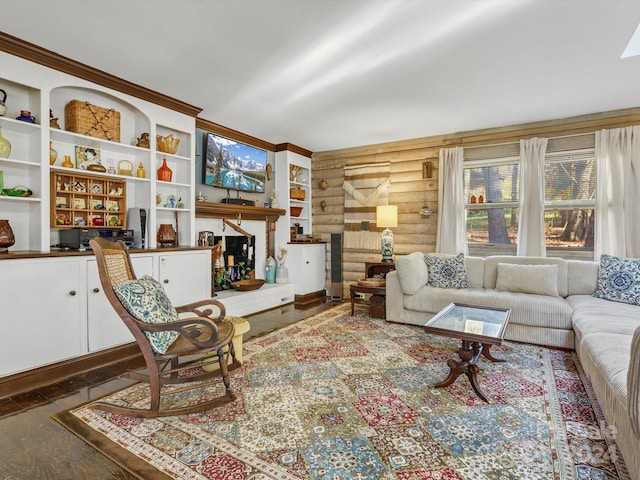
54,303,630,480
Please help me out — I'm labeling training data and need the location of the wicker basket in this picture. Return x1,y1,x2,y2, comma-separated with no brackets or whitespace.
65,100,121,142
290,187,306,200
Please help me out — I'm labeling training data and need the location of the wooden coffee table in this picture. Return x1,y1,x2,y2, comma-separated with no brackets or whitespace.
423,303,511,402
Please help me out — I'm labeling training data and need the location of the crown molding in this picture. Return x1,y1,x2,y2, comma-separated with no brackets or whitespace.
196,117,276,152
0,31,202,117
275,142,313,158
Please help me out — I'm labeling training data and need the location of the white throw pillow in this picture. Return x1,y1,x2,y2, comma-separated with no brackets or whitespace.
495,263,559,297
395,252,428,295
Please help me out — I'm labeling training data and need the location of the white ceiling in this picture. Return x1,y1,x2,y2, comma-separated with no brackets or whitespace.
2,0,640,152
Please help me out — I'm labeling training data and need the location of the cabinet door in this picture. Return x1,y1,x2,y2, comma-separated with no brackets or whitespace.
158,251,210,306
86,255,154,352
288,244,326,295
0,258,83,376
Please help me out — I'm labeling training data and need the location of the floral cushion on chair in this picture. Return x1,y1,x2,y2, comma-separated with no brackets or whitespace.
115,275,180,354
593,254,640,306
424,252,470,289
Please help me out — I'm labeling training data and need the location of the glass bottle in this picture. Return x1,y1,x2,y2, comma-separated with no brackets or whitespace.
0,126,11,158
470,194,476,204
61,155,74,168
157,158,172,182
136,162,146,178
49,141,58,165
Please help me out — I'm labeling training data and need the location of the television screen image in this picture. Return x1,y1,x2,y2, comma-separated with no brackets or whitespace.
203,133,267,193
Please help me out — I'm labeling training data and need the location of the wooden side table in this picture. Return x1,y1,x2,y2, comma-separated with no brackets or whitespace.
350,283,387,318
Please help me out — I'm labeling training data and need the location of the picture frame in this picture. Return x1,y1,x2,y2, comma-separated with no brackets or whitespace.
75,146,101,170
55,196,68,208
91,199,103,210
73,197,86,209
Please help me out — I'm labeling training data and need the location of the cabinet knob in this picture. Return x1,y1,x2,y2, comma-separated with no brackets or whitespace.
93,287,100,293
306,261,310,264
163,279,169,284
69,290,77,296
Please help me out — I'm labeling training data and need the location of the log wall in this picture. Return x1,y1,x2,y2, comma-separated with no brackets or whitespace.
310,107,640,298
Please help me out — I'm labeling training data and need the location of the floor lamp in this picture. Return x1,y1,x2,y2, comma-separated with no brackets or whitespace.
376,205,398,263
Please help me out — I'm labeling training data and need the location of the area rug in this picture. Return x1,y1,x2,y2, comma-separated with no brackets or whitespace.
54,303,630,480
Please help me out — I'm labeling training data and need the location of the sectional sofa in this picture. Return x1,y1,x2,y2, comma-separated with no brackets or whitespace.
386,253,640,480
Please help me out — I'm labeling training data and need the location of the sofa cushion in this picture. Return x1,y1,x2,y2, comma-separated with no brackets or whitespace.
495,263,559,296
395,252,429,295
403,286,573,330
465,256,485,289
567,294,640,343
424,253,470,289
484,256,568,297
567,259,599,295
579,332,631,407
593,254,640,306
115,275,180,354
629,325,640,438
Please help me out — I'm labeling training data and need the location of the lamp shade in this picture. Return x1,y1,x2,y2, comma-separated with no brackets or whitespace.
376,205,398,228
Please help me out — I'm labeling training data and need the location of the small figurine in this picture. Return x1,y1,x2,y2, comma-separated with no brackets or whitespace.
49,109,60,129
136,132,150,148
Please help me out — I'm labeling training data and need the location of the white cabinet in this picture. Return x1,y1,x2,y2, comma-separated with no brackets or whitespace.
86,254,154,352
0,258,83,376
158,250,211,306
0,52,197,253
275,150,313,248
0,248,211,375
286,243,326,295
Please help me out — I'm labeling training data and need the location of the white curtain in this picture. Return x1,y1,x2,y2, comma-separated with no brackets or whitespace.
436,146,467,255
517,137,548,256
595,126,640,258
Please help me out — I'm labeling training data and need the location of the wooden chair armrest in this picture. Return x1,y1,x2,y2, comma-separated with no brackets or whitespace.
133,316,220,348
175,299,226,323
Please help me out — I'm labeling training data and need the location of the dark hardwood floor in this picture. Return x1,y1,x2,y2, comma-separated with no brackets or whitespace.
0,300,337,480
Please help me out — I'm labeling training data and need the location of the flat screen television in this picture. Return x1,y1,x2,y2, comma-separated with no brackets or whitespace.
203,133,267,193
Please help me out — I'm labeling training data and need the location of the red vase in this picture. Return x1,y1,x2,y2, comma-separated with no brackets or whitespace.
157,158,172,182
0,219,16,253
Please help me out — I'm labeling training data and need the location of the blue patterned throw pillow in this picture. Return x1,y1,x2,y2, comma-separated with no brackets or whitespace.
424,253,470,289
593,254,640,306
115,275,180,354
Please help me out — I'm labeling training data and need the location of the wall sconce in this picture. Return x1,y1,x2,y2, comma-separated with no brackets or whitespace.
422,161,433,179
420,203,432,218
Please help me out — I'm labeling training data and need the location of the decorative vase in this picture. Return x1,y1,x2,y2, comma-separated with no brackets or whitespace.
61,155,74,168
275,266,288,284
157,158,172,182
265,256,276,284
0,126,11,158
0,219,16,253
157,224,176,247
136,162,146,178
49,141,58,165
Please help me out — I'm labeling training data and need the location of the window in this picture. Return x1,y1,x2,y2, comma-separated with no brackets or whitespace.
464,157,520,249
463,135,596,257
543,150,596,249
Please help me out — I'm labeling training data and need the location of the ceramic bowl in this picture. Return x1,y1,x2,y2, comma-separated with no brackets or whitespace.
157,134,180,154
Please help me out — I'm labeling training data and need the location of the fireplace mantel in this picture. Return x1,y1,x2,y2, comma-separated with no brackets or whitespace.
195,202,287,257
195,202,286,222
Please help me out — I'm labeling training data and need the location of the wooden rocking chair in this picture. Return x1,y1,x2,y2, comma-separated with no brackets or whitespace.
88,237,239,417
